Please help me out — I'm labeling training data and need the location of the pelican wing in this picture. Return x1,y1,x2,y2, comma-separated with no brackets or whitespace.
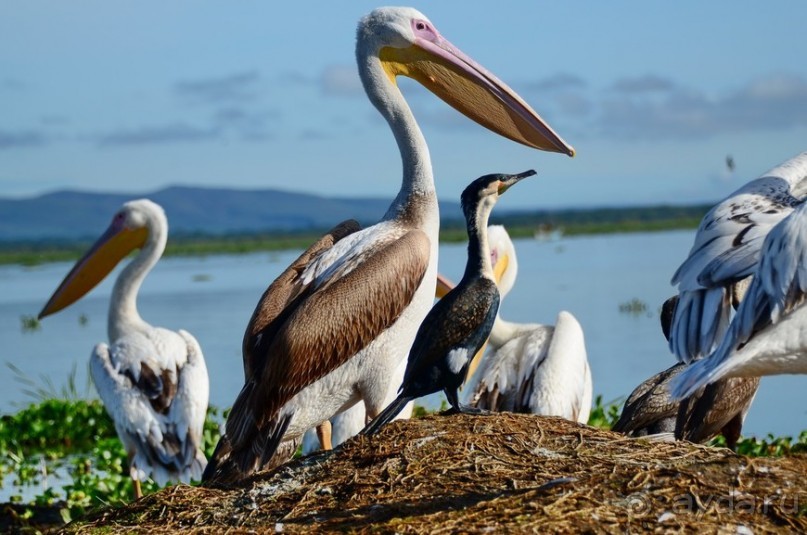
674,377,760,444
242,219,361,379
472,343,532,412
722,201,807,345
612,363,685,434
670,202,807,398
166,330,210,481
520,312,590,422
471,325,552,412
226,228,431,455
669,176,801,362
90,340,173,484
697,198,802,288
755,202,807,321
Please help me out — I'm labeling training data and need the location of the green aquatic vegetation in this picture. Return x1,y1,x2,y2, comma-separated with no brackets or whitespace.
58,438,161,518
0,398,114,454
1,399,226,521
711,430,807,457
19,314,41,333
587,395,623,429
411,404,431,418
618,298,649,316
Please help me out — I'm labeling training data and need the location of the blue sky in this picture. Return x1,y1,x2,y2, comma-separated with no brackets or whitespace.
2,1,806,208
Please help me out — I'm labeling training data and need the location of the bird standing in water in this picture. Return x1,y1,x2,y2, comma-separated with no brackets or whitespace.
362,170,536,435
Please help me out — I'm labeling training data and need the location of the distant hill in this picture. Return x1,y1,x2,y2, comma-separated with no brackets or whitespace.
0,186,463,242
0,185,713,244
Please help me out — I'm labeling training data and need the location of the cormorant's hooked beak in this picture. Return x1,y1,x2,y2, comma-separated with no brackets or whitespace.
380,27,575,156
39,223,148,319
498,169,536,195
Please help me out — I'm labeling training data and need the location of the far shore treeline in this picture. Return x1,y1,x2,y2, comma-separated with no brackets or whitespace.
0,203,711,267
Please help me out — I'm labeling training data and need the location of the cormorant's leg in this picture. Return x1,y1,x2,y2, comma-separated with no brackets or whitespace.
441,387,462,415
441,388,488,415
316,420,333,451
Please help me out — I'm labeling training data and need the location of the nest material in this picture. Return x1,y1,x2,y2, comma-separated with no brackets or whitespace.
72,413,805,533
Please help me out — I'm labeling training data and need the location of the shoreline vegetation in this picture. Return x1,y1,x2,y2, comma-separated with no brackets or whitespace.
0,204,709,266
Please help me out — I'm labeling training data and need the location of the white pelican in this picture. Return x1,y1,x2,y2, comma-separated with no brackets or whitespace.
203,7,573,484
668,151,807,363
439,225,592,423
671,199,807,399
38,199,209,499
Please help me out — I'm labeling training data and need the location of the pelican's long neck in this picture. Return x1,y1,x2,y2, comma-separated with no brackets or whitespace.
108,226,165,341
357,50,436,226
462,199,495,282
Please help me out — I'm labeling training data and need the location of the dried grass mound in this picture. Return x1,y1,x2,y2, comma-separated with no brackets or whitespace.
73,413,805,533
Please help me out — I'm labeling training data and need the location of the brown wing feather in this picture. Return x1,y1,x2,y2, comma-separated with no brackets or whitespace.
242,219,361,380
259,229,430,419
675,376,760,444
228,229,431,450
612,363,685,433
123,362,178,415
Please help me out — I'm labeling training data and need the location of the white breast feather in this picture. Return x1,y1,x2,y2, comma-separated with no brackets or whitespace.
446,348,469,375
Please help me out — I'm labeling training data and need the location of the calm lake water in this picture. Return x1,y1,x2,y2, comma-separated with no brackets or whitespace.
1,230,804,437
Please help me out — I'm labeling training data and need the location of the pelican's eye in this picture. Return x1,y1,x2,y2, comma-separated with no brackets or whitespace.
110,211,129,230
412,19,437,41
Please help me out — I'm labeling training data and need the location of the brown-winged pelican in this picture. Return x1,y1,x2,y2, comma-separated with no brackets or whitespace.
202,7,573,483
